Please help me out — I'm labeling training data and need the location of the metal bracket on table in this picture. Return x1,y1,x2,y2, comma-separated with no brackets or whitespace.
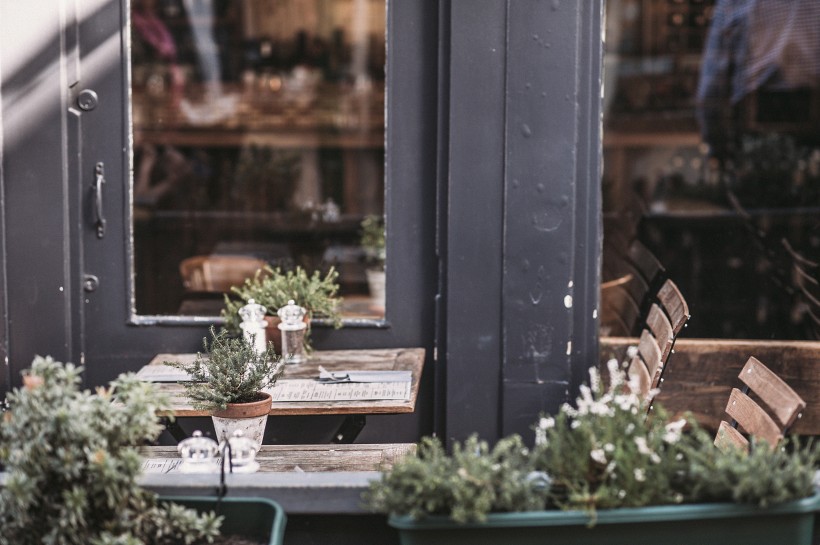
332,415,366,444
160,417,189,444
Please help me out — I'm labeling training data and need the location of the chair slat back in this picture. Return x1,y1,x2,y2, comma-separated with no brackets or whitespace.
657,279,690,335
724,388,783,448
627,355,652,401
637,329,663,388
715,420,749,453
738,357,806,429
625,329,663,402
645,303,674,363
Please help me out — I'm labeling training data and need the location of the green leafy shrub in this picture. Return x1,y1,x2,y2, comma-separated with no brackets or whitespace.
169,326,283,412
366,360,819,523
364,435,550,523
0,356,222,545
221,266,343,338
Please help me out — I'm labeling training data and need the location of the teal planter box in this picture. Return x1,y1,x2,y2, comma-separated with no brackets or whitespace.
161,496,286,545
389,493,820,545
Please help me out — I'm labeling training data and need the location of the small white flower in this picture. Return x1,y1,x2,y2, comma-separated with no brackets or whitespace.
606,461,617,474
634,468,646,482
675,453,684,461
589,367,601,393
634,437,651,455
590,448,607,465
604,443,614,453
571,420,580,429
625,423,635,434
618,489,627,499
535,428,548,446
663,419,687,444
650,453,661,464
539,416,555,430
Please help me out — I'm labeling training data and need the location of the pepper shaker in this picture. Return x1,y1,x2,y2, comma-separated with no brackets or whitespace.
239,298,268,355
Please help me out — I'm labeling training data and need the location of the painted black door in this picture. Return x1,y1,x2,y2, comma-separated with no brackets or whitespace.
73,0,438,442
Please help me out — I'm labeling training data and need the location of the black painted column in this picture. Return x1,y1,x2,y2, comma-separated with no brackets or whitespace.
443,0,603,442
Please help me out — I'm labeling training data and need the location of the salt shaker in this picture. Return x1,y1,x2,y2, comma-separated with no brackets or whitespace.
277,299,307,364
239,298,268,355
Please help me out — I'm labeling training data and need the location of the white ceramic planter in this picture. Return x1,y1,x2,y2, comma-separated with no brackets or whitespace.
211,392,272,450
366,269,386,311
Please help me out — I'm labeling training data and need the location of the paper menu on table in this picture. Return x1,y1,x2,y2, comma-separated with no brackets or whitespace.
135,364,192,383
266,379,411,402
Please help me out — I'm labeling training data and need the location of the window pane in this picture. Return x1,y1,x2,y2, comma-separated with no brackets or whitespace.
603,0,820,340
130,0,386,320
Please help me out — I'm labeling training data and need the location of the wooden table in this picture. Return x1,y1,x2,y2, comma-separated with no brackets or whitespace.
140,443,415,473
141,347,425,443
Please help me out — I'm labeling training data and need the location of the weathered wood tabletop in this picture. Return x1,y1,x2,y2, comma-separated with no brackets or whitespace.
142,347,425,417
140,443,416,473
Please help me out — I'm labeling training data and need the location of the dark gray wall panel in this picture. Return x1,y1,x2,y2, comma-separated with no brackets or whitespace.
444,0,507,443
501,0,602,438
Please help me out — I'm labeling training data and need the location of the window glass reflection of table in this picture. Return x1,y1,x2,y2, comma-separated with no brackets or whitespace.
141,348,424,417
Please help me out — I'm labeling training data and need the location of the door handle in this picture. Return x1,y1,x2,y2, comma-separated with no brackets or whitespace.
93,162,106,238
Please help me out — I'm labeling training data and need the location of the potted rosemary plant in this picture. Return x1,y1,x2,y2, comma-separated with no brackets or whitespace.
222,265,342,353
0,355,286,545
366,361,820,545
169,327,283,449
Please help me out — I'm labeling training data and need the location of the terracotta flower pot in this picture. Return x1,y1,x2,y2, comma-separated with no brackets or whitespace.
211,392,272,449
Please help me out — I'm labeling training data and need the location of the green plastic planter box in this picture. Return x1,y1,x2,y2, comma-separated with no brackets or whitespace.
161,496,286,545
389,493,820,545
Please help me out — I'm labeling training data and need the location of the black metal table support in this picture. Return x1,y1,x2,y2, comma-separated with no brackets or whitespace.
161,416,189,443
332,415,366,444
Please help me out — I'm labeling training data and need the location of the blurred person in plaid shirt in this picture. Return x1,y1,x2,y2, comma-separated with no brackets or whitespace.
696,0,820,164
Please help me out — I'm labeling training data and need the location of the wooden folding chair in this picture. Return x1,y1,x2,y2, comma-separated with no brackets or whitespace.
179,255,267,293
625,329,663,405
714,357,806,453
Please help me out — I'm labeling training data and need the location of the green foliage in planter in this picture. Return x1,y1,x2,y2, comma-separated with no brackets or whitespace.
0,356,221,545
169,327,283,412
364,435,551,523
679,433,818,508
366,360,820,523
529,363,696,512
360,214,385,271
222,265,343,338
531,362,819,513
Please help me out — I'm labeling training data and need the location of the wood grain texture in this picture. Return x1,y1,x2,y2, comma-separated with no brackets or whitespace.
144,348,425,417
602,338,820,435
140,443,416,472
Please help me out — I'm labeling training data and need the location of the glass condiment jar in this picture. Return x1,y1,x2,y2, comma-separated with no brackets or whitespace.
277,299,307,364
218,429,260,473
177,430,219,473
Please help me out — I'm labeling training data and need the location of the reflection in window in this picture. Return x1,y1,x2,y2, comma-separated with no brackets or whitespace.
603,0,820,340
129,0,386,320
